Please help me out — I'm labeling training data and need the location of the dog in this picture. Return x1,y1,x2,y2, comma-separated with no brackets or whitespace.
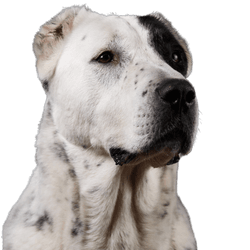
3,5,198,250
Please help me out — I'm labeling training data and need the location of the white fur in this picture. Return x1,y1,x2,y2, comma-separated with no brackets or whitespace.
3,6,197,250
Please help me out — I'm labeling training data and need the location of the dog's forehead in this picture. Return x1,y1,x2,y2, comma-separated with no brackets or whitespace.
67,14,141,58
73,14,138,42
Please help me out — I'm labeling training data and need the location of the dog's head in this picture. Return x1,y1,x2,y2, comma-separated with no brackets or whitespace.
33,6,198,167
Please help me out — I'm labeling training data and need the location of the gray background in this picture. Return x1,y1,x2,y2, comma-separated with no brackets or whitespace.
1,0,249,249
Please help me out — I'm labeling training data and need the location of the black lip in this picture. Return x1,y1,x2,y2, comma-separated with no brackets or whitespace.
109,148,137,166
166,155,180,165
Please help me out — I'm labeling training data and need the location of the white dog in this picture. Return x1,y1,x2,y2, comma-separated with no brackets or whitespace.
3,5,198,250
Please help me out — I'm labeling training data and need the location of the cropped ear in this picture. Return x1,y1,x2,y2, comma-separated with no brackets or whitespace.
150,12,193,77
33,6,84,90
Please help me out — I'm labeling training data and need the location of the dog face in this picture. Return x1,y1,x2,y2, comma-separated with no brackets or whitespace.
34,6,198,166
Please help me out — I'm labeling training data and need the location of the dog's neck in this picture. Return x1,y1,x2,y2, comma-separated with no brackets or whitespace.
35,102,178,249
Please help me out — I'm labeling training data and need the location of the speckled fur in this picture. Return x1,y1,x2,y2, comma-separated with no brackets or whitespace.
3,5,198,250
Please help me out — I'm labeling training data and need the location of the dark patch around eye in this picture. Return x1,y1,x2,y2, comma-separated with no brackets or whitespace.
137,15,188,76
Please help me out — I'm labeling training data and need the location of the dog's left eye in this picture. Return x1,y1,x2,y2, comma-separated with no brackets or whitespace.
96,51,114,63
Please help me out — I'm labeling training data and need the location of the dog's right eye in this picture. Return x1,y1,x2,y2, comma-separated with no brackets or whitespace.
96,51,114,63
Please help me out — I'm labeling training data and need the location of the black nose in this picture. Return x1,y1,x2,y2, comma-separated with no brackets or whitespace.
155,79,196,111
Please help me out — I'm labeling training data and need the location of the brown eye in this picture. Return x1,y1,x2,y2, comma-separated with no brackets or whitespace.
97,51,114,63
172,52,181,63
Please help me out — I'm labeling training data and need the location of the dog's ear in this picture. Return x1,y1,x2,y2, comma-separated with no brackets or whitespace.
33,6,86,90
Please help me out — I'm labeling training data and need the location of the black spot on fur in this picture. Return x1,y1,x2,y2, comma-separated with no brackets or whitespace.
135,80,138,85
46,101,52,117
85,223,90,231
53,142,69,163
161,210,168,219
72,201,79,213
81,35,86,41
69,169,76,178
163,201,170,206
34,211,53,231
140,68,144,71
138,15,188,76
142,90,148,97
71,218,83,237
83,160,91,169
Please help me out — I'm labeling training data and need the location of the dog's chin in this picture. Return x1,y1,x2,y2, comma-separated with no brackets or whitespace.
109,129,191,167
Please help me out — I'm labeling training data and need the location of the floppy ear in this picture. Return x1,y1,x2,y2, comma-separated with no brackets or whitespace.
150,12,193,77
33,6,83,90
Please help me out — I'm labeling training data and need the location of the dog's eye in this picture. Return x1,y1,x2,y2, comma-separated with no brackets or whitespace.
172,52,181,63
96,51,114,63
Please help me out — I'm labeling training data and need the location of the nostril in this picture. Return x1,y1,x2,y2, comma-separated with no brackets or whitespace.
155,79,195,109
164,89,181,105
185,90,196,105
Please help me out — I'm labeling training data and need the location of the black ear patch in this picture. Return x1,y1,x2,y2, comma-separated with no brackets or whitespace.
138,15,188,76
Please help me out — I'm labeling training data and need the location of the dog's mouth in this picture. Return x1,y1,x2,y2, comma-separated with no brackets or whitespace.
109,128,188,166
109,147,180,166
